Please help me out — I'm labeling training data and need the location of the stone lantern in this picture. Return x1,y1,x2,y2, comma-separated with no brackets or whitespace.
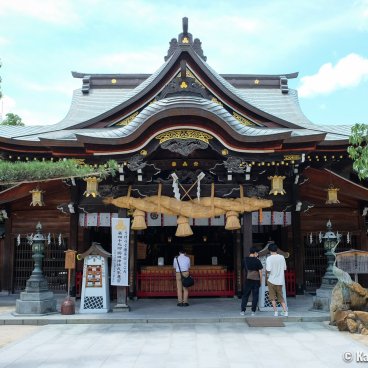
312,220,339,311
15,222,56,315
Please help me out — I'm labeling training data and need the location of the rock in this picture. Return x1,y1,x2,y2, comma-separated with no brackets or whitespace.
347,318,359,333
348,283,368,311
337,318,348,331
361,328,368,335
354,311,368,326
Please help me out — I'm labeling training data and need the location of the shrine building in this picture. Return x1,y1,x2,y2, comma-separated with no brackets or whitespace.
0,18,367,299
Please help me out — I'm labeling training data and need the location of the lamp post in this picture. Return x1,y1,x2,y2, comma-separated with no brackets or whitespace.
312,220,339,311
15,222,57,315
320,220,338,288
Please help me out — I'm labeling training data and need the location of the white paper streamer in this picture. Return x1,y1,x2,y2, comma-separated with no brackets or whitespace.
171,173,180,200
196,172,205,201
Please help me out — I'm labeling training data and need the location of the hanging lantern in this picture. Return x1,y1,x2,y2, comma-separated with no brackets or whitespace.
326,185,340,204
268,175,286,195
175,216,193,237
29,188,45,206
225,211,241,230
83,177,101,197
131,209,147,230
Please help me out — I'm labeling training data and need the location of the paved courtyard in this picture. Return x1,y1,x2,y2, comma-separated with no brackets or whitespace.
0,322,367,368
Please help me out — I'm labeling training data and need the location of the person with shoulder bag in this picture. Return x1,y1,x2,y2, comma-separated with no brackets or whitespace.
240,246,263,316
173,249,191,307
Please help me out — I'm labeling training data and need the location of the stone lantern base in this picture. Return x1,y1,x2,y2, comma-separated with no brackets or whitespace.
15,291,57,315
15,277,57,315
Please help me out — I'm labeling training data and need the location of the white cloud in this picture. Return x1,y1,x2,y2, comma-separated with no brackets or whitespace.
22,80,78,96
0,0,80,25
95,50,164,73
298,53,368,97
0,95,16,119
0,36,9,46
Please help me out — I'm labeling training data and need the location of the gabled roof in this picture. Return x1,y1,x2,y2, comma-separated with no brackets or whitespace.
0,18,352,153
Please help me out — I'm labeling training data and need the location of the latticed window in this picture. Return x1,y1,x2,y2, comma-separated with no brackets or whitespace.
303,234,356,292
13,236,68,292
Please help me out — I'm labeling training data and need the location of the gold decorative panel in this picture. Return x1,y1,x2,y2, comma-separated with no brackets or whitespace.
283,155,301,161
233,112,255,126
156,130,213,144
211,97,223,106
116,112,139,126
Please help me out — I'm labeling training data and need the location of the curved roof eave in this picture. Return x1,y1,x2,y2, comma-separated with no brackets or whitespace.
73,96,294,145
57,47,309,131
186,48,309,129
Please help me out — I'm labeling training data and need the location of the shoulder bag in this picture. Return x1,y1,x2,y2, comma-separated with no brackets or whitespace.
176,256,194,288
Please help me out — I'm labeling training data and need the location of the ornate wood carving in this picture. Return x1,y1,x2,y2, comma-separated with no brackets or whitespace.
161,139,208,156
156,130,213,144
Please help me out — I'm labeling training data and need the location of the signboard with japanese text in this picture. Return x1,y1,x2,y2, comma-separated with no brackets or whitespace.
111,218,130,286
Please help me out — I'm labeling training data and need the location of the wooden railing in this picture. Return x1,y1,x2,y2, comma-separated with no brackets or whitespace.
136,271,235,297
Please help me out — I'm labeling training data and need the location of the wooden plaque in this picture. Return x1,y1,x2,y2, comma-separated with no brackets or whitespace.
65,250,77,269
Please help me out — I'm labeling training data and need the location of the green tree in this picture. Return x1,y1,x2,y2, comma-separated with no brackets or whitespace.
1,113,24,126
0,59,2,99
347,123,368,180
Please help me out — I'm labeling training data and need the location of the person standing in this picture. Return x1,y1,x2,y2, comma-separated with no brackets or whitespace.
266,242,288,317
173,249,191,307
240,246,263,316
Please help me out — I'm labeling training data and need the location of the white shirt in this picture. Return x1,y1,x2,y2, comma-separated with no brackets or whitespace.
173,254,190,272
266,254,287,285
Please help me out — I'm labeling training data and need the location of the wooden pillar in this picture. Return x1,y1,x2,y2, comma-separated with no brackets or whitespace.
238,212,252,295
292,182,304,294
129,229,136,297
234,229,242,296
2,216,14,292
69,185,79,296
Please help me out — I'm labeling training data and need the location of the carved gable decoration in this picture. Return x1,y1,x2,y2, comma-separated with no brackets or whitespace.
158,76,210,100
161,139,208,156
156,130,212,156
164,17,207,61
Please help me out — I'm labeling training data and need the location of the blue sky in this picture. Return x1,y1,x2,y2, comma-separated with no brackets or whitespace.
0,0,367,126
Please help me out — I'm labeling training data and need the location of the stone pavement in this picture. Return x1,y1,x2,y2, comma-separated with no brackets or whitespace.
0,294,367,367
0,321,368,368
0,294,329,325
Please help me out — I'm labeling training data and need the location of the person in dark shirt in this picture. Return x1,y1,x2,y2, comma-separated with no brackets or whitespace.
240,246,263,316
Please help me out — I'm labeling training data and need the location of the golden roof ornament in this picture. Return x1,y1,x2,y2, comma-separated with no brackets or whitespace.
30,188,45,206
268,175,286,195
83,177,101,198
326,185,340,204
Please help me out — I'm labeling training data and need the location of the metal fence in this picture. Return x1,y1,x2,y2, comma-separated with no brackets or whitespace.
13,237,68,292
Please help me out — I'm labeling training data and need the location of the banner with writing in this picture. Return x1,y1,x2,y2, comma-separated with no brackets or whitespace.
111,218,130,286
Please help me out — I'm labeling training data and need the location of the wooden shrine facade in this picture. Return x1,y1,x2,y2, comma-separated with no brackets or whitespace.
0,18,368,297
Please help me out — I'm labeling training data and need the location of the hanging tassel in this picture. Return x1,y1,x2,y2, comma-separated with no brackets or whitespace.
259,208,263,224
17,234,21,246
225,211,241,230
131,209,147,230
58,234,62,246
175,216,193,237
47,233,51,245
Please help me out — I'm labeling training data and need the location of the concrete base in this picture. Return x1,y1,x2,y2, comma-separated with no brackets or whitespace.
15,290,57,315
312,287,333,311
15,298,57,315
113,303,131,312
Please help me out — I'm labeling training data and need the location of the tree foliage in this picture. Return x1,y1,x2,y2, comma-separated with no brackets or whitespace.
0,159,118,185
1,113,24,126
347,123,368,180
0,59,2,99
